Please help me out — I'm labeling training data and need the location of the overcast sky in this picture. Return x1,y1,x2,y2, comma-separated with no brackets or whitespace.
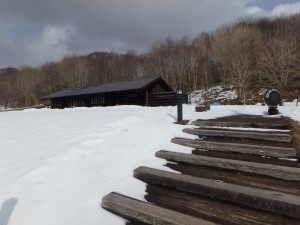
0,0,300,68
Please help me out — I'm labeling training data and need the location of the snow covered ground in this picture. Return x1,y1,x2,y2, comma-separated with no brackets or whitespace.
0,104,300,225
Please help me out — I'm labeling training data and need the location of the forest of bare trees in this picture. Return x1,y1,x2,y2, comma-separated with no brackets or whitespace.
1,14,300,108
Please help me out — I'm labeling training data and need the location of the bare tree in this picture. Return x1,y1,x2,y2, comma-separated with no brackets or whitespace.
192,32,215,92
258,34,300,88
212,26,263,102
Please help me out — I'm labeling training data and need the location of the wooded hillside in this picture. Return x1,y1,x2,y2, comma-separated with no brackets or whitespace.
1,14,300,108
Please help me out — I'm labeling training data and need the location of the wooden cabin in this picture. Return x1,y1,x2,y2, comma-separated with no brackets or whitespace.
41,77,184,109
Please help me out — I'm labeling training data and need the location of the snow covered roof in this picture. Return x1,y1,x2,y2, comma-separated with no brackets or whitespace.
42,77,171,99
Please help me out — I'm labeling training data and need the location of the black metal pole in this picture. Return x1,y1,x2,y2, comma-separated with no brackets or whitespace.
177,89,183,122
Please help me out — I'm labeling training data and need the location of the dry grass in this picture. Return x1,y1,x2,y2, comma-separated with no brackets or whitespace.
283,116,300,159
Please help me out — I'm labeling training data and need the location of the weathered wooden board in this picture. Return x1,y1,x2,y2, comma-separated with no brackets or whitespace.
101,192,219,225
192,149,299,167
211,115,286,123
188,126,291,134
192,120,289,129
196,136,293,148
171,137,296,157
145,184,300,225
284,116,300,159
126,222,148,225
133,166,300,218
156,150,300,181
183,128,292,142
165,162,300,196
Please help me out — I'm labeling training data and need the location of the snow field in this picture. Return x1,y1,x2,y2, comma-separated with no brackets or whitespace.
0,104,299,225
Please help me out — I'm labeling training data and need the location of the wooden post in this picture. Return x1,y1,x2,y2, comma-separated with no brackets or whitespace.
108,93,111,106
145,89,149,106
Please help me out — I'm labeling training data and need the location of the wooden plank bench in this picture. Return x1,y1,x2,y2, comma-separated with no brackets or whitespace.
156,150,300,181
183,128,292,142
171,137,296,158
133,166,300,218
102,192,219,225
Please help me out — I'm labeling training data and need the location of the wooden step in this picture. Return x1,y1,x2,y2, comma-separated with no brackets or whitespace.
183,128,292,142
145,184,300,225
165,162,300,196
192,149,299,167
188,126,291,134
171,137,296,158
207,115,286,123
133,166,300,218
156,150,300,181
192,120,288,129
101,192,219,225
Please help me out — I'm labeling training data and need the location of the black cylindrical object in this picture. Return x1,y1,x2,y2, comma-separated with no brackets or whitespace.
264,89,282,115
264,89,282,107
177,90,183,122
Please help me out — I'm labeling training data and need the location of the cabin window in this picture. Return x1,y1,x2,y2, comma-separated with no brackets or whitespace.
91,97,105,106
52,99,63,108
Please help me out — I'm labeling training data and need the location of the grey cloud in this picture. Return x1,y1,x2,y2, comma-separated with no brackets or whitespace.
1,0,294,68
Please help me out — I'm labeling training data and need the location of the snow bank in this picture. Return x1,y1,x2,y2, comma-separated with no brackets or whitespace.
190,86,237,105
0,104,299,225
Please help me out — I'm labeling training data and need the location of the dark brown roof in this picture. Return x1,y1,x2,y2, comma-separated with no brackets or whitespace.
41,77,172,99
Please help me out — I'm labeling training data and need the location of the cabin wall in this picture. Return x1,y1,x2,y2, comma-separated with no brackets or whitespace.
51,94,106,109
50,80,176,108
51,91,143,108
